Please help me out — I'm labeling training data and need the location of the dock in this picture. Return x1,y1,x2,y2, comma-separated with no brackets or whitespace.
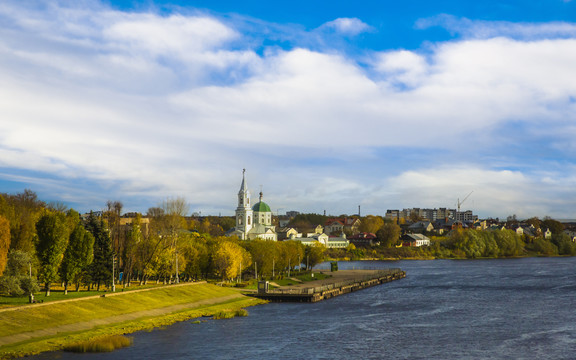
252,268,405,303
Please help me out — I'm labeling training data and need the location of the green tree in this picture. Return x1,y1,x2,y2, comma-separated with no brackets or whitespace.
0,250,39,297
494,229,524,257
541,218,564,235
36,211,68,296
0,215,10,276
376,222,401,248
551,233,576,256
525,217,541,229
532,238,558,256
60,211,94,294
85,213,112,291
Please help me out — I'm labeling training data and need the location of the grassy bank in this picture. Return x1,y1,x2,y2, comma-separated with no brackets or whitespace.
0,283,265,359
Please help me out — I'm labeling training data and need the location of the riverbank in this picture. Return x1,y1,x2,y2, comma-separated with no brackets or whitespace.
0,282,265,359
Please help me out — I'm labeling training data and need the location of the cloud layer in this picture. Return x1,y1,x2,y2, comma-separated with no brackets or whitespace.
1,1,576,218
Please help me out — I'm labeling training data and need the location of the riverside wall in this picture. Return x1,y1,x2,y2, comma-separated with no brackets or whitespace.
253,269,406,303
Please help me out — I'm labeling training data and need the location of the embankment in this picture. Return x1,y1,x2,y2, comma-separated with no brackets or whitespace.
0,282,264,359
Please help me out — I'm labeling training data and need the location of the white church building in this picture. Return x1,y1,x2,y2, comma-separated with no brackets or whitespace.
228,170,277,240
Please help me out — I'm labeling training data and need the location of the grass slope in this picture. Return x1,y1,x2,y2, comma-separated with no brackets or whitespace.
0,283,265,359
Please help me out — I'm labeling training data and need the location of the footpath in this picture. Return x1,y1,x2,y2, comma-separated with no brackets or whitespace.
0,281,208,314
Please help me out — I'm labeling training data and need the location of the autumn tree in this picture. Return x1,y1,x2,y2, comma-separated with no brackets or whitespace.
278,240,304,276
36,211,68,296
121,214,142,287
104,201,123,265
244,239,277,279
213,240,251,281
359,215,384,234
0,215,10,276
2,190,45,254
162,197,189,283
304,242,326,270
181,234,209,281
376,222,401,248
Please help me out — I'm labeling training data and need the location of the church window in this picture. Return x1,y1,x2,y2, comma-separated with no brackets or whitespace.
239,217,243,225
248,216,251,225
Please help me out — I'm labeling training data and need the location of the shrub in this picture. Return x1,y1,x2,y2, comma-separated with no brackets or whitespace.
213,309,248,319
64,335,133,353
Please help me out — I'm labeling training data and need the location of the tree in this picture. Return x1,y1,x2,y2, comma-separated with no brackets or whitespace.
2,190,45,254
0,250,39,297
162,197,189,283
244,239,277,279
122,214,142,287
85,213,112,291
304,242,326,270
409,212,422,223
36,211,68,296
104,200,123,259
359,215,384,234
0,215,10,276
60,211,94,294
541,218,564,235
525,217,541,229
278,241,304,275
376,222,401,248
213,240,251,281
182,234,209,281
494,229,524,257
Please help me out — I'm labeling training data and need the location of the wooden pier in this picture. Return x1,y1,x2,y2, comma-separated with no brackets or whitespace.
252,269,405,303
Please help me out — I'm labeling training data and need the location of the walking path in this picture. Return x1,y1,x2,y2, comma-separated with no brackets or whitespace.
0,292,243,347
0,281,207,314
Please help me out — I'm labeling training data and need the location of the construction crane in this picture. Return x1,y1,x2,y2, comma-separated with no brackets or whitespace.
457,191,473,212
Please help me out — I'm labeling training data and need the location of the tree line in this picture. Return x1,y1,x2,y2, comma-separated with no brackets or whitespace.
0,191,327,298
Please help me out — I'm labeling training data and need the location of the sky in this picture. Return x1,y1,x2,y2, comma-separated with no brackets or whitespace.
1,0,576,219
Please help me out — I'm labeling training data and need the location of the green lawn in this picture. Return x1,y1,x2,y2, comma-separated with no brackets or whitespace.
0,284,248,337
272,272,331,286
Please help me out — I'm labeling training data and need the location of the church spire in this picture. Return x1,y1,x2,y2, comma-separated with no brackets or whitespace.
239,168,247,194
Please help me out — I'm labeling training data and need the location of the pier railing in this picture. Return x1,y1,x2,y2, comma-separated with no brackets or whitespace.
264,269,404,295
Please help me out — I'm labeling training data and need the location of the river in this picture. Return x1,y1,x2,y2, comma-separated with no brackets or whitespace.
34,257,576,359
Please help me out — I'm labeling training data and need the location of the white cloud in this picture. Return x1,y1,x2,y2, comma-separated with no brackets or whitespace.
417,14,576,40
319,17,373,36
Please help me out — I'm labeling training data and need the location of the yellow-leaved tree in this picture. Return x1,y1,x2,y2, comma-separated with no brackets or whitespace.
214,240,251,281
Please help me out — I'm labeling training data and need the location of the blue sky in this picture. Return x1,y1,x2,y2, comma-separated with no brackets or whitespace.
1,0,576,219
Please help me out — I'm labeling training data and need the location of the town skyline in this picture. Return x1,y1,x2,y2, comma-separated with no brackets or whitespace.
1,1,576,219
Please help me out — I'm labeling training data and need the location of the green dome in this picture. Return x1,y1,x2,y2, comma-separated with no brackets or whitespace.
252,201,271,213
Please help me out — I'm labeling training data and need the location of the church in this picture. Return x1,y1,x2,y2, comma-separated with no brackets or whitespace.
228,170,277,240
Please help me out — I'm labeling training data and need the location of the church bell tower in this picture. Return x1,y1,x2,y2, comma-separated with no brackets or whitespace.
235,169,253,239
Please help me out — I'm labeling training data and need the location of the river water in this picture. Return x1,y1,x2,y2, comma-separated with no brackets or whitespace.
34,257,576,359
